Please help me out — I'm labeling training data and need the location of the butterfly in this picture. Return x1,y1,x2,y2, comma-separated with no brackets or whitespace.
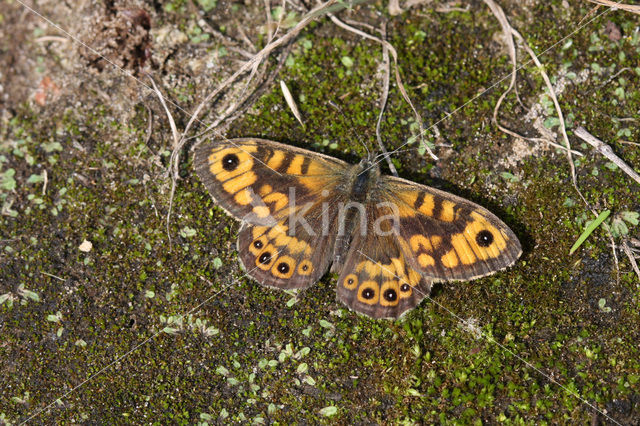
194,138,521,319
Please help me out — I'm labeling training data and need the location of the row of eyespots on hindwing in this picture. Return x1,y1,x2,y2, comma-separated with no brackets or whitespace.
248,230,315,280
341,258,421,307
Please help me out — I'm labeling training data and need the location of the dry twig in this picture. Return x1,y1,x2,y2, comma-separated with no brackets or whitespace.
375,22,399,177
574,126,640,185
484,0,621,283
148,76,181,248
485,0,583,157
621,239,640,284
179,0,338,152
585,0,640,14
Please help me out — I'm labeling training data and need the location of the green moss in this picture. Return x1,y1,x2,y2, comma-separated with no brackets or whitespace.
1,1,640,424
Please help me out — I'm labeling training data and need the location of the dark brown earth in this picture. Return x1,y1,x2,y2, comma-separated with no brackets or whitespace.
1,0,639,423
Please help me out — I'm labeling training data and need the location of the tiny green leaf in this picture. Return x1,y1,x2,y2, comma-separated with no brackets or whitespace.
341,56,354,68
621,211,639,226
500,171,519,183
179,227,197,238
319,319,333,329
27,173,44,184
319,406,338,416
569,210,610,255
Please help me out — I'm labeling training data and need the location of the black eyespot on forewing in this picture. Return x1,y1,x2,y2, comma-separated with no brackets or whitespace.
400,284,410,292
476,230,494,247
253,240,263,249
222,153,239,171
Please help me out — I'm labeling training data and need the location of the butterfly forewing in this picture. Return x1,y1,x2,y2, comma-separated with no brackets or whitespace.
194,138,349,223
382,176,522,281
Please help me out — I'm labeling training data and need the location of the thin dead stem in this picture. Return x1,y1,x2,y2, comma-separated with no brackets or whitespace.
327,13,438,161
486,0,583,157
264,0,274,42
484,0,621,286
375,22,399,177
180,0,338,144
621,240,640,284
574,126,640,185
585,0,640,14
148,76,181,249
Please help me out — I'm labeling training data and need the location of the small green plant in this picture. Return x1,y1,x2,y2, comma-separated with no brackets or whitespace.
569,209,610,255
609,211,639,238
598,298,612,313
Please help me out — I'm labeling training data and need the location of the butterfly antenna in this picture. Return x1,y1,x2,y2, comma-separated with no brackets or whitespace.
328,101,371,158
374,146,419,161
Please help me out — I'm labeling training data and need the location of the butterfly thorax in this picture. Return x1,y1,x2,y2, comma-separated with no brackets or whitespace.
349,159,381,203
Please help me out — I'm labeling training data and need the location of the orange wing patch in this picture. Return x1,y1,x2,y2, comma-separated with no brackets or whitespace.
396,190,436,217
207,144,258,182
439,212,511,269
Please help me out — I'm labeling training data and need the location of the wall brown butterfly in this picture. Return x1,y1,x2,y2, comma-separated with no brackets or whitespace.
195,138,521,319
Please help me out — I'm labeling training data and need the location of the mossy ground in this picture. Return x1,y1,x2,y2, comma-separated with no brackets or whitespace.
1,0,639,424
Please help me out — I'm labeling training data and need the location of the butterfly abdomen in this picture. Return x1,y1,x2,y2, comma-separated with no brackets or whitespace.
330,162,383,272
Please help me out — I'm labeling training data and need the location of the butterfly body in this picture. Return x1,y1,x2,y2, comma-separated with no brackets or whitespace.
349,159,381,202
195,138,521,319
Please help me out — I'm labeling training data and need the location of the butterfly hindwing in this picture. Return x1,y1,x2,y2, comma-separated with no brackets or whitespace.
236,211,339,290
335,215,432,319
383,176,522,281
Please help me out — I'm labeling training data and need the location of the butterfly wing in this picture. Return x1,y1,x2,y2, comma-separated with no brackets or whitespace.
381,175,521,281
334,204,432,319
195,138,348,289
194,138,349,223
236,218,338,290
